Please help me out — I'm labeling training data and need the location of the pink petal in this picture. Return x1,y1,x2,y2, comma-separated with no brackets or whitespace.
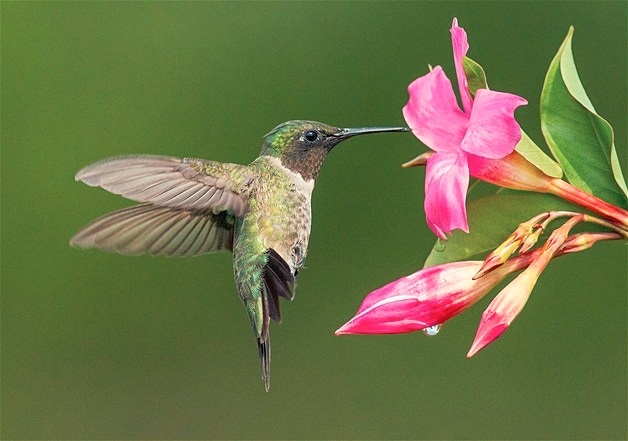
424,152,470,238
335,261,501,336
466,318,509,358
353,262,478,315
450,18,473,114
460,89,527,159
403,66,469,153
467,151,553,192
335,295,429,335
466,269,536,357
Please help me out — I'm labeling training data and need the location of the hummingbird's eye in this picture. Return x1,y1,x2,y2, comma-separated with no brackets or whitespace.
304,130,319,142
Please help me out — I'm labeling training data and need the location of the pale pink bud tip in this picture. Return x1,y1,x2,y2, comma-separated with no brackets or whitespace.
467,314,510,357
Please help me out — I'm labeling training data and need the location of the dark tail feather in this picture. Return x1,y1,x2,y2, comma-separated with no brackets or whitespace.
267,249,295,299
258,337,271,392
264,279,281,323
254,248,293,391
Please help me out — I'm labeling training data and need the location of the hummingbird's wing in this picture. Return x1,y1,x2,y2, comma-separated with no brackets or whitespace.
70,203,234,256
75,155,253,216
72,155,255,255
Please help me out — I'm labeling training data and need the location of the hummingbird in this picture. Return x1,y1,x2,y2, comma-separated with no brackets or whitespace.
70,120,408,390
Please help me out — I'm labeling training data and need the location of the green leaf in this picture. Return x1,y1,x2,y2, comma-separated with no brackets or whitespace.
515,131,563,179
463,56,488,94
423,193,582,267
463,56,563,179
540,27,628,209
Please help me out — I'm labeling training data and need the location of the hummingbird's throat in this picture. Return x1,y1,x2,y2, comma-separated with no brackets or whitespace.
279,148,328,182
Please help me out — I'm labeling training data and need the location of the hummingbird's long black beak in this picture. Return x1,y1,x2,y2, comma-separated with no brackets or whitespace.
333,126,410,139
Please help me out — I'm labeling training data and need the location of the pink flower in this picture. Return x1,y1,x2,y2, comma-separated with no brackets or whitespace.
335,260,519,336
335,217,584,349
402,18,528,238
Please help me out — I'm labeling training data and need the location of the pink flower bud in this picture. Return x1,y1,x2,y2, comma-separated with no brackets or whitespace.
335,261,511,336
467,215,582,356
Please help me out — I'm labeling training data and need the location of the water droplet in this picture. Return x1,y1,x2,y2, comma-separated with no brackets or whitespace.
423,324,442,336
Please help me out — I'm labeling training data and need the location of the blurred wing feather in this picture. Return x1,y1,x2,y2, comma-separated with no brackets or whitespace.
75,155,253,216
70,204,234,256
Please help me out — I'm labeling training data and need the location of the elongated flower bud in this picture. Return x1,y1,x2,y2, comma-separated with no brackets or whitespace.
467,215,583,357
336,259,524,336
474,212,550,279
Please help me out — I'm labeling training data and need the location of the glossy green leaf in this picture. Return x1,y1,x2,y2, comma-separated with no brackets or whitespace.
463,56,488,95
423,193,581,267
516,130,563,179
463,56,563,178
540,27,628,208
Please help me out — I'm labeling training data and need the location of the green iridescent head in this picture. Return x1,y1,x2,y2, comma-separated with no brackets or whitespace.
261,120,339,157
260,120,409,180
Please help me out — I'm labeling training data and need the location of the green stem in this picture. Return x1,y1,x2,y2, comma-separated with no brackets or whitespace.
581,215,628,238
559,231,624,254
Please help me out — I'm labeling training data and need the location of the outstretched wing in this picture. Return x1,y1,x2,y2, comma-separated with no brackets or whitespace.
75,155,253,216
70,203,235,256
72,155,255,256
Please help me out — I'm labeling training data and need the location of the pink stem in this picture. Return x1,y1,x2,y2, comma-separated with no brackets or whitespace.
546,178,628,230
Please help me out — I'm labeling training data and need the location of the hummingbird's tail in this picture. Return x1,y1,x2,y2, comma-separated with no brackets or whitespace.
258,337,271,392
254,248,295,391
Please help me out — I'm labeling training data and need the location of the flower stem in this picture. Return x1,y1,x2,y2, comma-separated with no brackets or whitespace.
478,212,625,280
559,231,624,254
581,215,628,238
547,178,628,231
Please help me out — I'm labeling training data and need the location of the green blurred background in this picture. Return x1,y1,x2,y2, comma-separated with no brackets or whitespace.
2,2,626,439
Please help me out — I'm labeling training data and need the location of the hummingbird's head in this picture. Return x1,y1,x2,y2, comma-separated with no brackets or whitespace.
261,120,409,181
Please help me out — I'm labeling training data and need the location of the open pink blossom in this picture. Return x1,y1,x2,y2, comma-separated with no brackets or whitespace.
403,18,528,238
